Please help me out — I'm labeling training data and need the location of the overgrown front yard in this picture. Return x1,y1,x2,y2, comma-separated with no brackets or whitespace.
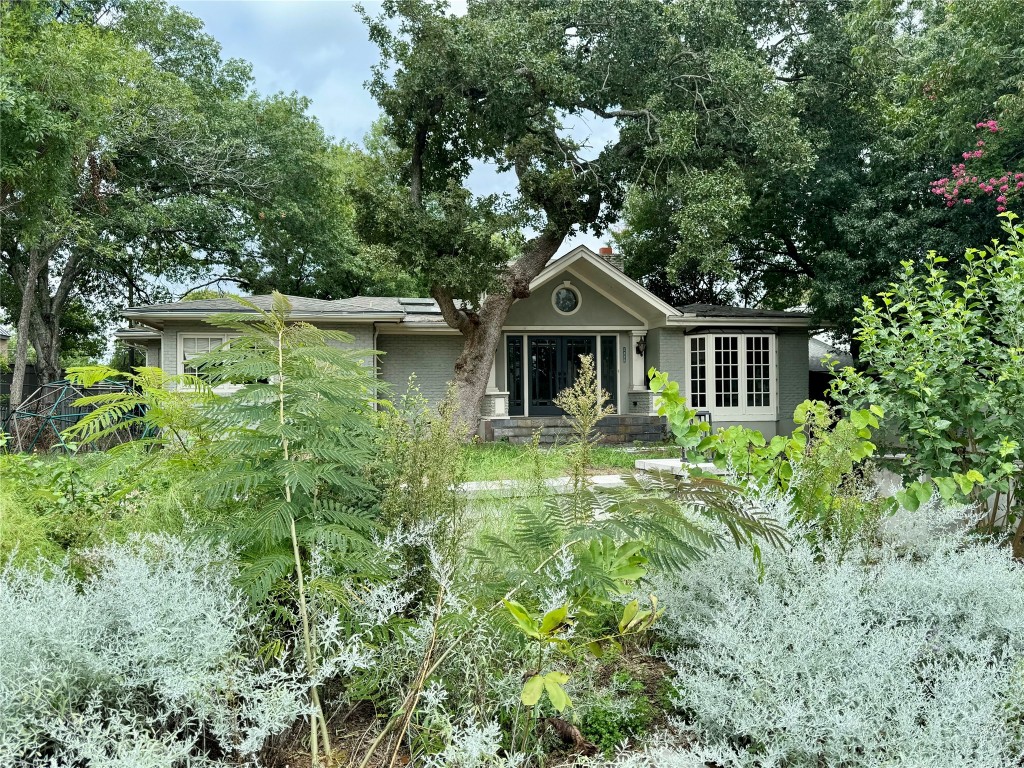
5,223,1024,767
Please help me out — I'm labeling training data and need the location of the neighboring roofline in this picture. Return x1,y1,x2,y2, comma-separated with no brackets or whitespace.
531,246,680,319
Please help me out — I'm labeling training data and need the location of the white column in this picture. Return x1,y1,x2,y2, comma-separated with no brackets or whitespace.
630,331,647,390
486,357,499,393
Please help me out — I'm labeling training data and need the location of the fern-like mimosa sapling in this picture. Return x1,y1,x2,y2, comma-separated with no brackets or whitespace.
190,292,382,767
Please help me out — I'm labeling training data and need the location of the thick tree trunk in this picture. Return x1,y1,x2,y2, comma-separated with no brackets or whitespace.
435,228,565,436
449,297,514,432
28,310,62,384
9,247,48,407
28,247,80,386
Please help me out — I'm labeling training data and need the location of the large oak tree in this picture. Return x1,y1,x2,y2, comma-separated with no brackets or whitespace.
358,0,809,429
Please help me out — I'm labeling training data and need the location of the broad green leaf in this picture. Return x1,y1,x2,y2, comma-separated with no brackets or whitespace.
539,605,569,635
544,671,570,685
618,600,639,634
933,476,957,501
521,674,544,706
544,678,571,712
504,600,540,638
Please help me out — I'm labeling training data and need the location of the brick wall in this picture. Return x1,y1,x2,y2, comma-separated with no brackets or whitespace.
776,330,809,433
647,327,687,386
377,333,465,406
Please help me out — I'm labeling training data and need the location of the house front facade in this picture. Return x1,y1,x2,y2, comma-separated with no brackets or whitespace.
116,247,811,443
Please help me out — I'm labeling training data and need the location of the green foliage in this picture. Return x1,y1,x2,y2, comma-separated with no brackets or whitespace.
475,473,785,616
504,596,662,717
183,292,383,765
373,380,469,562
617,1,1022,332
190,292,380,597
647,368,713,461
460,442,677,483
652,368,884,554
835,214,1024,554
554,354,615,497
0,447,197,565
1,0,385,390
63,365,217,451
580,685,654,757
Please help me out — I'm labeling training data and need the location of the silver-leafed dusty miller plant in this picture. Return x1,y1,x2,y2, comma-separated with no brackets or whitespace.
0,535,305,767
641,495,1024,768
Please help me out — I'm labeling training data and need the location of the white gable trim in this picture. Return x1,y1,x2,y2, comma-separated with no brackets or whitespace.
564,266,647,327
530,247,679,319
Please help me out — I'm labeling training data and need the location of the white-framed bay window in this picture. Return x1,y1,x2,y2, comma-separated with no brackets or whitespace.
685,333,777,420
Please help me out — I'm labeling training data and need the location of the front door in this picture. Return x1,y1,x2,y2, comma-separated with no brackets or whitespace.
526,335,596,416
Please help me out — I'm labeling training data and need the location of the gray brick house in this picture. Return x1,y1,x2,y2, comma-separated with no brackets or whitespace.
116,247,811,442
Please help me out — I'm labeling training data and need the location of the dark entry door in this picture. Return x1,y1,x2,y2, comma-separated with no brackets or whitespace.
527,335,596,415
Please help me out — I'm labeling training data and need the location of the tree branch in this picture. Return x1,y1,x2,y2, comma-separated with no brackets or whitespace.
782,234,816,279
431,284,474,334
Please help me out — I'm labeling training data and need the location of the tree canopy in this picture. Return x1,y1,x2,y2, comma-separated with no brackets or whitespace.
358,0,809,426
0,0,407,402
617,0,1024,334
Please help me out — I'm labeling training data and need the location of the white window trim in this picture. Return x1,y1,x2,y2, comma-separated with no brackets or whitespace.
177,332,241,394
551,281,582,316
684,333,778,421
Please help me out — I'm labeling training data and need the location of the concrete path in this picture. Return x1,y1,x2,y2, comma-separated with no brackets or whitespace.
461,473,628,498
461,458,730,498
634,458,726,476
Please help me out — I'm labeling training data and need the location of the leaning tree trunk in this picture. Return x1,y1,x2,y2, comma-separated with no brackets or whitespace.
434,229,565,435
448,297,515,432
9,246,48,408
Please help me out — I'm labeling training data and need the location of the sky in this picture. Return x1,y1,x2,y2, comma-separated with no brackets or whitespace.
174,0,605,254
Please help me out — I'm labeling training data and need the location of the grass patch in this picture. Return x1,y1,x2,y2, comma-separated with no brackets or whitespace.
462,441,678,482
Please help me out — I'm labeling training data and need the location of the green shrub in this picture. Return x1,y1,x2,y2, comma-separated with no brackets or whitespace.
835,213,1024,554
0,535,304,765
0,448,194,565
580,672,655,756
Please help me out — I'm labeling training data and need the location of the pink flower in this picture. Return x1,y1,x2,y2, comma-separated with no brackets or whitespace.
977,140,985,147
997,205,1006,212
1017,181,1024,189
1000,184,1009,193
964,199,973,204
997,195,1006,203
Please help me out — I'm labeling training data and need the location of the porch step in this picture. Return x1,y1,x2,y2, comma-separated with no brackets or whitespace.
479,415,668,445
